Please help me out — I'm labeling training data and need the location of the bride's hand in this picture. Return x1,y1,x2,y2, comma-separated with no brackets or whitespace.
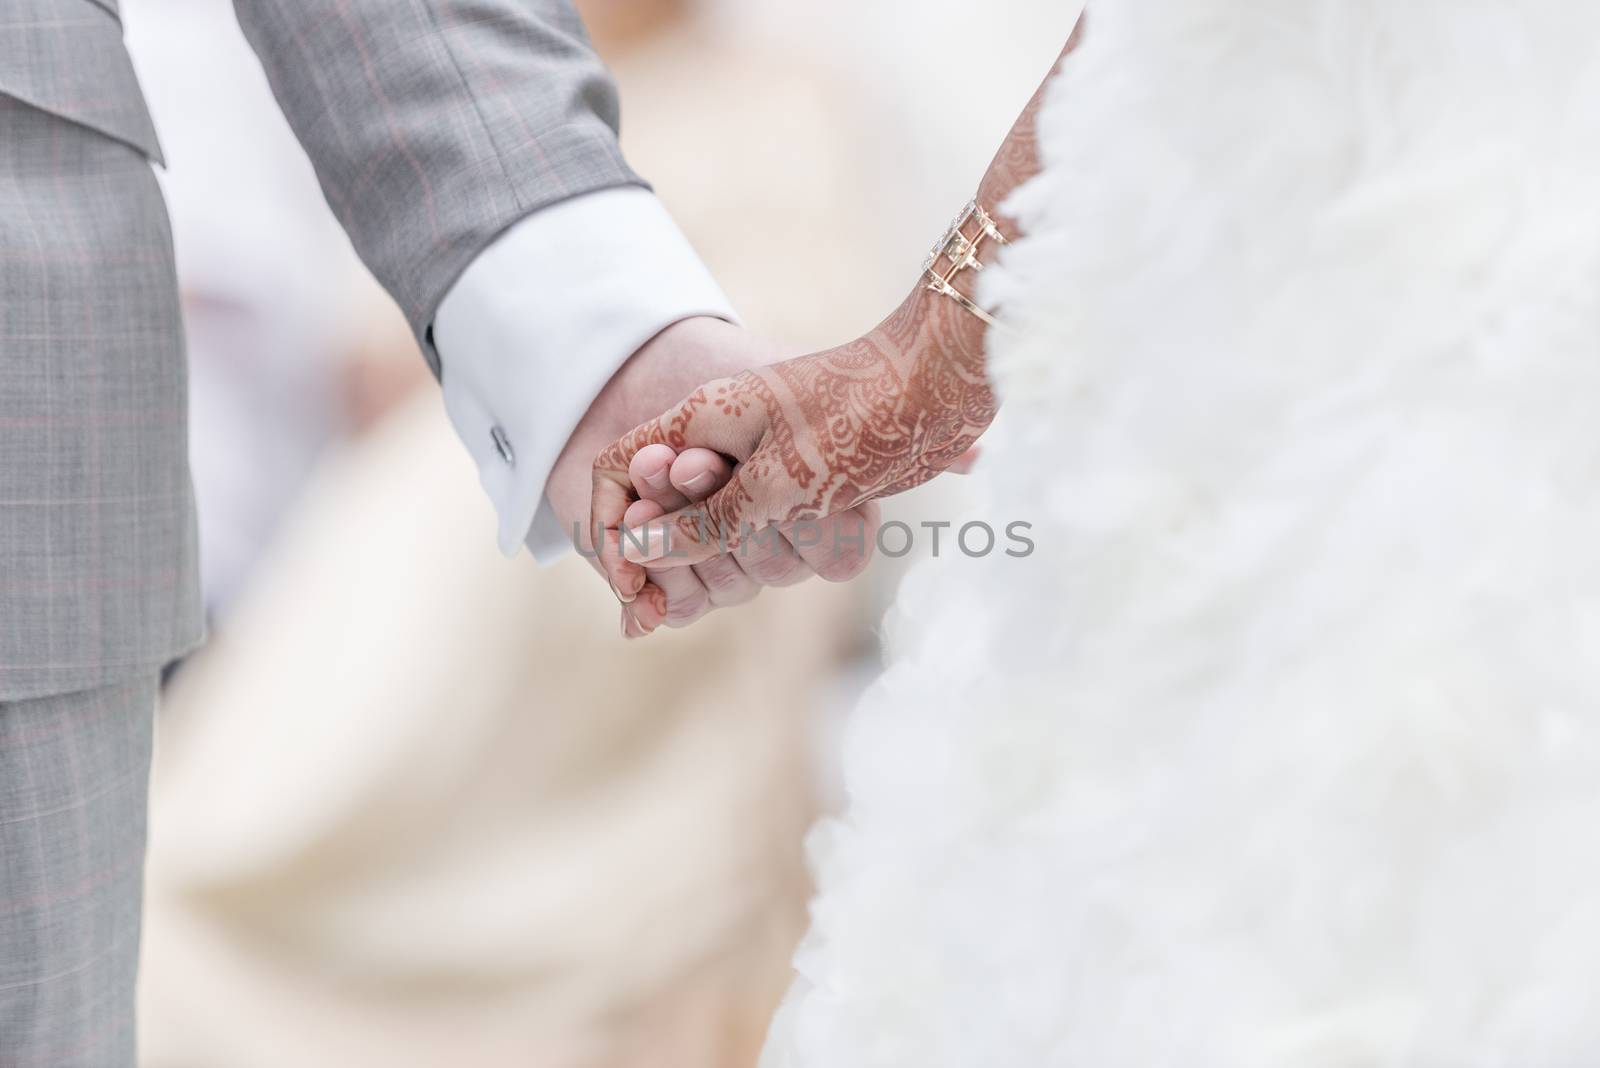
591,286,991,582
592,19,1079,602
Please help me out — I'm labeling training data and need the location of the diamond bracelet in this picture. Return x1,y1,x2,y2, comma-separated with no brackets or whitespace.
922,199,1007,327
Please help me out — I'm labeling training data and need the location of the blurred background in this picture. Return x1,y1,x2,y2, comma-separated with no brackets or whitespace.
119,1,1077,1065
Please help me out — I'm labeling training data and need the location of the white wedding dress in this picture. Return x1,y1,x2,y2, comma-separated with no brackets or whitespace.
765,1,1600,1064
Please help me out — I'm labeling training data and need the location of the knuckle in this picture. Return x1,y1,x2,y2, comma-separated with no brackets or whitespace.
700,561,749,597
745,553,805,587
815,549,871,583
725,369,764,396
664,589,709,626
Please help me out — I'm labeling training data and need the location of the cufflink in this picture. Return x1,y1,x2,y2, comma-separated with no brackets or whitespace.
490,426,515,466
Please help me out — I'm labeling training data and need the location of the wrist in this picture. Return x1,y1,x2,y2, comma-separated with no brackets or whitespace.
918,279,990,357
892,284,991,391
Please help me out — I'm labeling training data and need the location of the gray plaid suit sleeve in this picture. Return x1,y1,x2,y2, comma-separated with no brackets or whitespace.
232,0,645,375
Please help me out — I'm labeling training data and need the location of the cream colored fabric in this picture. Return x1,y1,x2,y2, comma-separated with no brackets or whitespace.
139,395,850,1068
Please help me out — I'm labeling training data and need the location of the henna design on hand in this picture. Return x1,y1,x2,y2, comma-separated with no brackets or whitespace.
593,289,997,561
590,14,1083,606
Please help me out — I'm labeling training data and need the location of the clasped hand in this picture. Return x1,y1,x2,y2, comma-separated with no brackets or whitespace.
592,288,992,638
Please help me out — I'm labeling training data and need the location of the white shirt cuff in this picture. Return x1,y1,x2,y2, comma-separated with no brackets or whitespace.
430,188,737,562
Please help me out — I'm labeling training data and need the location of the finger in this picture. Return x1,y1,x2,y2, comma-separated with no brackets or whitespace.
627,568,710,632
668,447,732,502
592,467,645,604
672,449,812,588
783,501,879,583
624,460,774,568
733,521,813,587
592,374,768,599
669,449,762,607
630,443,691,511
618,501,667,635
622,500,710,633
621,603,650,640
623,498,666,529
691,552,761,608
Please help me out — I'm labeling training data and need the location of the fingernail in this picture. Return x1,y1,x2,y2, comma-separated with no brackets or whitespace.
610,579,636,605
681,472,714,492
642,466,671,491
621,607,653,641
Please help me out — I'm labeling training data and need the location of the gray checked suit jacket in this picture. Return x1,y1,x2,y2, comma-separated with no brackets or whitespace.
0,0,641,699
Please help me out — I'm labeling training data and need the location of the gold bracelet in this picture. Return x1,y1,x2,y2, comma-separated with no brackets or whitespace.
922,199,1007,327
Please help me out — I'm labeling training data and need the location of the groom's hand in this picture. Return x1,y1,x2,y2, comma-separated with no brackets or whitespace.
542,316,877,636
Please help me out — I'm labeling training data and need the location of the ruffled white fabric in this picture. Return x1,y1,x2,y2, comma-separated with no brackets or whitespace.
764,1,1600,1063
